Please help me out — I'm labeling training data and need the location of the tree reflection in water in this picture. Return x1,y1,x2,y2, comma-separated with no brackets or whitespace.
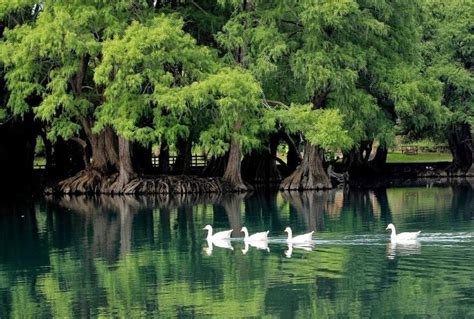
0,187,472,317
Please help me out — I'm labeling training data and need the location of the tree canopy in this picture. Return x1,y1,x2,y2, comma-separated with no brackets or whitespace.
0,0,472,192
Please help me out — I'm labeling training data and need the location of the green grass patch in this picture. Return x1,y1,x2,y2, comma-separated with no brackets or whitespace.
387,152,452,163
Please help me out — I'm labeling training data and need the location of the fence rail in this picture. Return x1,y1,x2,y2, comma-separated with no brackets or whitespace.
151,155,207,168
33,163,46,170
34,155,208,171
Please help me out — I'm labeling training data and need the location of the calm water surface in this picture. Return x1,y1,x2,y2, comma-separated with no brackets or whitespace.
0,182,473,318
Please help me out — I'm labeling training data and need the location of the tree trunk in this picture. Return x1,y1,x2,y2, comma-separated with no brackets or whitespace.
202,153,228,177
174,137,192,174
89,127,119,174
158,141,170,174
280,142,331,190
108,136,136,193
242,133,281,184
447,123,473,174
371,145,388,170
343,141,387,180
343,140,372,173
132,142,152,174
286,135,302,172
57,127,120,193
223,138,252,191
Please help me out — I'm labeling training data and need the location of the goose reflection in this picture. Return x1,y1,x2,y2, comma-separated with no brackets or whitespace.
241,241,270,255
386,240,421,259
284,243,315,258
203,238,234,256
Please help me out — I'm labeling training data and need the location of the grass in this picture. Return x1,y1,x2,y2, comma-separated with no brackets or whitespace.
386,152,452,163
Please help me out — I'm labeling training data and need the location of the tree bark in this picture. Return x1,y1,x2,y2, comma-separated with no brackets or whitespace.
174,137,192,174
280,89,332,190
89,126,119,174
202,153,228,177
223,137,252,191
108,136,136,193
158,141,170,174
57,126,120,193
280,142,331,190
447,123,473,174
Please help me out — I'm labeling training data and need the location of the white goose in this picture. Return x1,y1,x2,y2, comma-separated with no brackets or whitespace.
385,223,421,242
241,227,269,242
284,226,314,244
203,225,233,241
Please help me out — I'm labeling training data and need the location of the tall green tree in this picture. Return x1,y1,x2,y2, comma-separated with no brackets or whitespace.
275,0,442,188
1,1,153,191
424,0,473,173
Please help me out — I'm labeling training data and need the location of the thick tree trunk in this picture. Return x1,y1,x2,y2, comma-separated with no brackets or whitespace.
58,127,120,193
223,138,252,191
447,123,473,174
89,127,119,174
280,142,331,190
108,136,136,193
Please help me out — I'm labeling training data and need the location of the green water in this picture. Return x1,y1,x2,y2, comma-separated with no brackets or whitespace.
0,183,473,318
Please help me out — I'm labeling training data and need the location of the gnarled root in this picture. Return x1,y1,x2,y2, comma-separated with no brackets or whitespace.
280,143,332,191
48,172,231,195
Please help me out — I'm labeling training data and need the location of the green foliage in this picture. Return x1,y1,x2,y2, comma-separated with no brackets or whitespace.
423,0,473,127
185,67,271,156
94,14,215,145
0,0,471,173
272,104,352,151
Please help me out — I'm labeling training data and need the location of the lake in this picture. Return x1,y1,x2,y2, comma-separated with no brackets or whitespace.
0,182,473,317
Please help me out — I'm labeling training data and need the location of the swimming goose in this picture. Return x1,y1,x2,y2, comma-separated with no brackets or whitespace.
241,227,269,242
385,223,421,242
284,226,314,244
203,225,233,240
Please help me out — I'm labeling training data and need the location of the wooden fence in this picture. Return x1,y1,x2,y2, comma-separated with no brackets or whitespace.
151,155,208,168
34,155,208,171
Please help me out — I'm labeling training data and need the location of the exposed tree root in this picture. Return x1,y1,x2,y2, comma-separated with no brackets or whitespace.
47,170,233,195
280,143,332,191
